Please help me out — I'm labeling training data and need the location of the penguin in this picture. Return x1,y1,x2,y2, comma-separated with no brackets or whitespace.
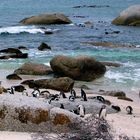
39,90,51,99
70,89,76,98
77,104,85,117
22,89,28,96
69,95,75,102
126,106,133,114
8,86,15,94
50,94,60,101
59,91,67,98
60,103,65,109
81,88,87,101
70,108,79,115
48,94,60,104
31,87,40,98
99,105,107,119
93,96,105,103
111,105,121,112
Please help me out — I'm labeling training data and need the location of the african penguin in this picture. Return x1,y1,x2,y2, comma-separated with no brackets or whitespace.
81,88,87,101
126,106,133,114
111,105,121,112
77,104,85,117
22,89,28,96
99,105,107,119
60,91,67,98
8,86,15,94
69,95,75,102
31,87,40,98
70,89,76,98
60,103,65,109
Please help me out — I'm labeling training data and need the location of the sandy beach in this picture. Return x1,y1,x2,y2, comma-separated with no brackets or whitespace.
0,69,140,140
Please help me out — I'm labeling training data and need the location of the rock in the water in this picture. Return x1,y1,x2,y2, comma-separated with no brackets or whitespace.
0,53,28,59
6,74,22,80
18,46,28,50
38,42,51,51
14,62,53,75
20,13,72,25
0,94,82,132
28,77,74,92
50,55,106,81
82,42,135,48
112,5,140,26
0,48,22,54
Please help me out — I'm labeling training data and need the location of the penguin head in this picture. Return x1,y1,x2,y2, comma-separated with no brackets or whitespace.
102,105,106,109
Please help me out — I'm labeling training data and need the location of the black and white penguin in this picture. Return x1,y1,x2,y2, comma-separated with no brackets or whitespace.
111,105,121,112
60,103,65,109
8,86,15,94
81,88,87,101
93,96,105,103
70,108,79,115
69,95,75,102
77,104,85,117
22,89,28,96
50,94,60,101
48,94,60,104
59,91,67,98
99,105,107,119
126,106,133,114
70,89,76,98
31,87,40,98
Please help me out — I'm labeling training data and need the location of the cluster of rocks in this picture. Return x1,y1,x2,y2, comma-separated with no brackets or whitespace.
0,48,28,59
73,4,110,8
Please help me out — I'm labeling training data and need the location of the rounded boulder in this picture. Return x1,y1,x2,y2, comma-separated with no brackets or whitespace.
112,5,140,26
50,55,106,81
20,13,72,25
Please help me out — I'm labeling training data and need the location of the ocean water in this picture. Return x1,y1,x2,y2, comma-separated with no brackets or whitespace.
0,0,140,92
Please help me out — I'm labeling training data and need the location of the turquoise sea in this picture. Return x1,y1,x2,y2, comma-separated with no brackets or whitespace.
0,0,140,92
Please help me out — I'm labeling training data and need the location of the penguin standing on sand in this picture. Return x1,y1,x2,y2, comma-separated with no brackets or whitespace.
77,104,85,118
60,91,67,98
71,89,76,98
69,89,76,102
99,105,107,119
81,88,87,101
126,106,133,114
60,103,65,109
22,89,28,96
8,86,15,94
31,87,40,98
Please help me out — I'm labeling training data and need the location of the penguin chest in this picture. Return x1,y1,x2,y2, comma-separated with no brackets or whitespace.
100,109,107,119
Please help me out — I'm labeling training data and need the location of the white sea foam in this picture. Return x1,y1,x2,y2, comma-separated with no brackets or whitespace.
0,26,60,34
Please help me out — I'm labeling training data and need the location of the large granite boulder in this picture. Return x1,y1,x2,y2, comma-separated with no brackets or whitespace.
112,5,140,26
28,77,74,92
0,94,82,132
20,13,72,25
14,62,53,75
50,55,106,81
